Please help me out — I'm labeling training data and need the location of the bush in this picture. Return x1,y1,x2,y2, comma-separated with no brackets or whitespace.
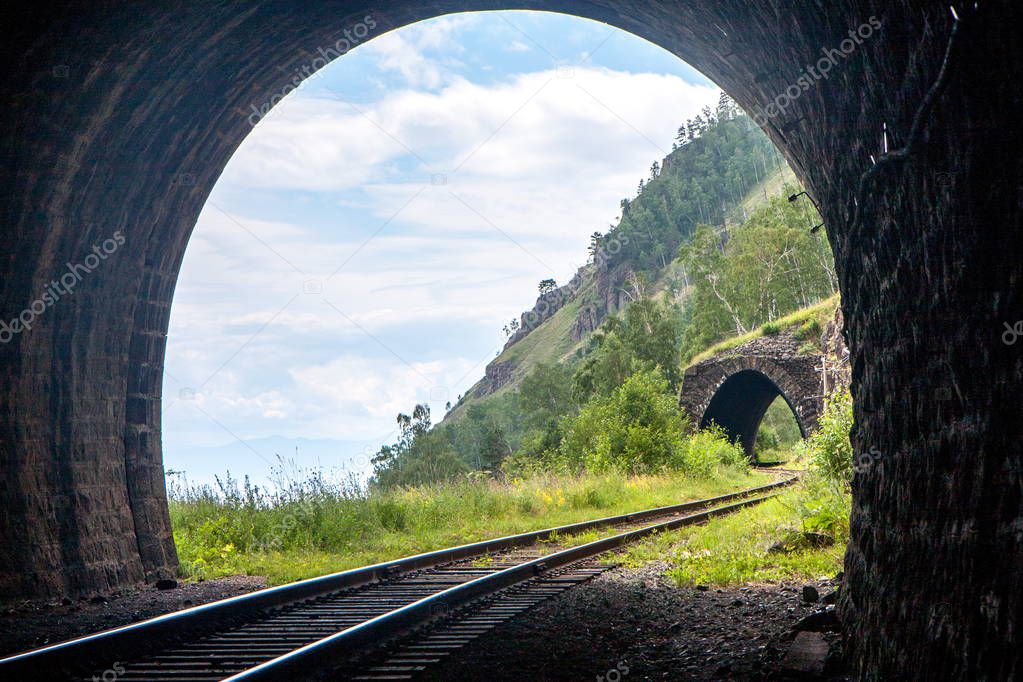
796,318,823,342
754,425,780,453
557,369,689,474
805,391,854,483
794,475,850,538
671,426,748,477
555,370,748,477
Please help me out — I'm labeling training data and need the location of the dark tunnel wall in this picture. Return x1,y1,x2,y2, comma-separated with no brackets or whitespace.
2,1,1022,678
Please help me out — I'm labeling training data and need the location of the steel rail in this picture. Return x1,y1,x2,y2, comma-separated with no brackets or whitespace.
0,473,797,679
227,492,785,681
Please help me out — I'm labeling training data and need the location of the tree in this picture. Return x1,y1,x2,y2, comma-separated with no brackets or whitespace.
573,299,684,401
701,105,715,126
517,363,576,432
717,92,738,121
454,404,512,471
686,118,700,141
677,187,838,361
587,232,604,261
371,405,468,488
676,125,688,146
593,110,784,274
538,278,557,295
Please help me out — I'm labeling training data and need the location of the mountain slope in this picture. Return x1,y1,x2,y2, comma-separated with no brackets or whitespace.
445,106,790,422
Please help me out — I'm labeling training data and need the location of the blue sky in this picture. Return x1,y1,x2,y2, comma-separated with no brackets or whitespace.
161,11,721,486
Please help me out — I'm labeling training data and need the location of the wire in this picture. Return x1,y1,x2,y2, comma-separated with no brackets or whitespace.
847,5,972,233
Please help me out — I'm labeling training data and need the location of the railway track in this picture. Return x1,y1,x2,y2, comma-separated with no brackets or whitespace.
0,474,797,681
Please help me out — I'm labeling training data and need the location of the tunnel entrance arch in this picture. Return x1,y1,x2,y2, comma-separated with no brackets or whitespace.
699,369,809,457
3,2,1022,678
678,329,828,458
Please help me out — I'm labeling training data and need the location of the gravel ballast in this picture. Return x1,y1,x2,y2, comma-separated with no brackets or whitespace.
0,576,267,657
424,562,847,681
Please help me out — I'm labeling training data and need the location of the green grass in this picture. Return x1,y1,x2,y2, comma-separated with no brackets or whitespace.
498,297,584,367
611,415,853,588
612,481,848,586
170,468,772,586
685,294,839,368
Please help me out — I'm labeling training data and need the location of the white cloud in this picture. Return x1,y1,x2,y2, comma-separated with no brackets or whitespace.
409,14,480,50
165,37,722,462
358,15,480,90
364,31,445,90
223,67,717,196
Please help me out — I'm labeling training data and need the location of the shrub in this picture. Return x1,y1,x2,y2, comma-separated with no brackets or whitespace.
794,476,850,538
754,424,780,453
558,369,689,474
556,370,749,477
796,318,823,342
671,425,748,476
805,391,854,483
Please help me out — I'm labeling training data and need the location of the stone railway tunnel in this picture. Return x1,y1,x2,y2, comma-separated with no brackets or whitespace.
678,310,851,456
1,1,1021,678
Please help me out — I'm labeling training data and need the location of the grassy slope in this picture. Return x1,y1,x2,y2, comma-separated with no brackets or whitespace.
685,293,840,368
499,298,584,368
444,296,585,422
734,164,799,222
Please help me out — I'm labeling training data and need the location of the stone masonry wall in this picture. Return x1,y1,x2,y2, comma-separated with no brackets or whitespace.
1,2,1021,678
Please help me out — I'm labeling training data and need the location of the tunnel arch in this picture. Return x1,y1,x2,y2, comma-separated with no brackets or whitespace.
5,1,860,599
678,330,827,459
3,2,1022,678
699,369,810,458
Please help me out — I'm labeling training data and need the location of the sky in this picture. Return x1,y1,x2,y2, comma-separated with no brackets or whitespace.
161,10,721,487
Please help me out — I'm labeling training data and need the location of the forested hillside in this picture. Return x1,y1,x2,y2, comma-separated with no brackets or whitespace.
454,95,787,403
370,96,838,488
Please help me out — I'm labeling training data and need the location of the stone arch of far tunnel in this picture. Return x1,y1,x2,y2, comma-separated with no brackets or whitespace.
699,370,808,458
3,2,1022,678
